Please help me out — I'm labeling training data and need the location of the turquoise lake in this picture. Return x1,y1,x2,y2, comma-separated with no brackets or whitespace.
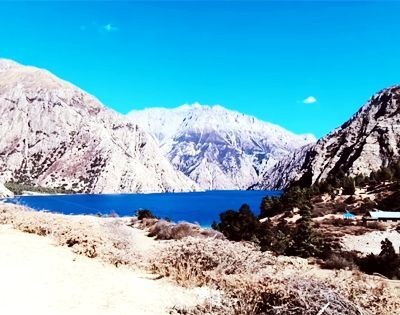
4,190,281,227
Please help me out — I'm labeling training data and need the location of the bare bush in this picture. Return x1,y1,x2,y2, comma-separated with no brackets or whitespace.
365,221,386,231
175,276,366,315
322,253,357,271
2,204,398,315
152,237,400,314
0,204,140,266
324,218,355,227
150,237,285,287
144,219,224,240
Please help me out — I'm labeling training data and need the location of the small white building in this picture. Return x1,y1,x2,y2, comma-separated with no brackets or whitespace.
364,210,400,221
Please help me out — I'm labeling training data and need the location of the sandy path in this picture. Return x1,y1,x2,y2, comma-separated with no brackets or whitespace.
0,225,204,315
341,229,400,255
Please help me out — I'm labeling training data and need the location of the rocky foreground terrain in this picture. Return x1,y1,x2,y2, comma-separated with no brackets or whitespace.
258,86,400,189
0,59,198,195
129,104,315,190
0,203,398,315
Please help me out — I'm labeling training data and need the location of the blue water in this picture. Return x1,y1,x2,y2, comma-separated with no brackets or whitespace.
5,190,281,227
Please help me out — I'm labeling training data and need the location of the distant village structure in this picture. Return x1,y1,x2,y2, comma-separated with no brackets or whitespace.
343,211,356,220
363,210,400,222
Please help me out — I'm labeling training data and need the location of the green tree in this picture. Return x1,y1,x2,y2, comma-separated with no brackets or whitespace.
258,219,276,252
318,181,333,194
259,196,283,218
342,177,356,195
377,167,393,182
271,218,293,255
380,238,397,258
358,238,400,279
354,174,366,187
287,205,319,258
213,204,260,242
390,161,400,179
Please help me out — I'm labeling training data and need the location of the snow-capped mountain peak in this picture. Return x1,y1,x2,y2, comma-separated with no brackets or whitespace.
128,104,316,190
0,59,20,70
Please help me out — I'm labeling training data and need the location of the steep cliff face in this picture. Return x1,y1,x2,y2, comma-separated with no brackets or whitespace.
0,59,198,193
0,182,13,198
129,104,315,190
255,144,314,190
258,86,400,189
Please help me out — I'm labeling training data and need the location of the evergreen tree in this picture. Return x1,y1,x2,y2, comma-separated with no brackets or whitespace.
379,238,396,258
272,218,293,255
377,167,393,182
318,181,333,194
354,174,366,187
258,219,276,252
214,204,260,242
342,177,356,195
287,205,318,258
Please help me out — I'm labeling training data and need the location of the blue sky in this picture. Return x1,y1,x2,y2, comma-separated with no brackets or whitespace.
1,1,400,138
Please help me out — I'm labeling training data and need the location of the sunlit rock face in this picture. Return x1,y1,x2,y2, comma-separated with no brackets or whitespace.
0,182,13,197
257,86,400,189
0,59,198,193
129,104,315,190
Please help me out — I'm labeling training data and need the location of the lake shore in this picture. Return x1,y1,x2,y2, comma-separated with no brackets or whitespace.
0,203,399,314
3,190,280,226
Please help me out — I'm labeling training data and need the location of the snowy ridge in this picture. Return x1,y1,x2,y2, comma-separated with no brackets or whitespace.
129,104,316,190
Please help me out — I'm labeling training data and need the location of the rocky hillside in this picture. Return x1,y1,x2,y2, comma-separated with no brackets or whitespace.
0,59,198,194
0,182,12,197
129,104,315,190
259,85,400,189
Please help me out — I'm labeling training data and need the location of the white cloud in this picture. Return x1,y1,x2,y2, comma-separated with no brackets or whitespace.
302,96,317,104
103,23,118,32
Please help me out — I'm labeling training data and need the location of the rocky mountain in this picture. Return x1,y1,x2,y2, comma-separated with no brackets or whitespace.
258,85,400,189
129,104,316,190
0,182,12,197
0,59,198,194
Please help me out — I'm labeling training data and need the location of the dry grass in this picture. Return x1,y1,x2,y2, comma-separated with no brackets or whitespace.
152,237,400,315
1,204,398,315
150,237,291,286
322,253,358,271
139,218,224,240
0,204,140,266
364,221,386,230
173,277,366,315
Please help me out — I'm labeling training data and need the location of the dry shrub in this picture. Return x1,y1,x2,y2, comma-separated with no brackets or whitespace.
138,217,159,229
332,270,400,315
150,237,306,287
136,209,157,220
145,219,224,240
221,277,363,315
0,204,140,266
2,204,398,314
365,221,386,231
154,237,399,315
325,218,355,227
147,220,197,240
311,202,336,217
170,267,364,314
322,253,357,271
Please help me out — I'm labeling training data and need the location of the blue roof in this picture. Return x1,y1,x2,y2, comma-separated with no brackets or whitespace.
343,212,355,219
